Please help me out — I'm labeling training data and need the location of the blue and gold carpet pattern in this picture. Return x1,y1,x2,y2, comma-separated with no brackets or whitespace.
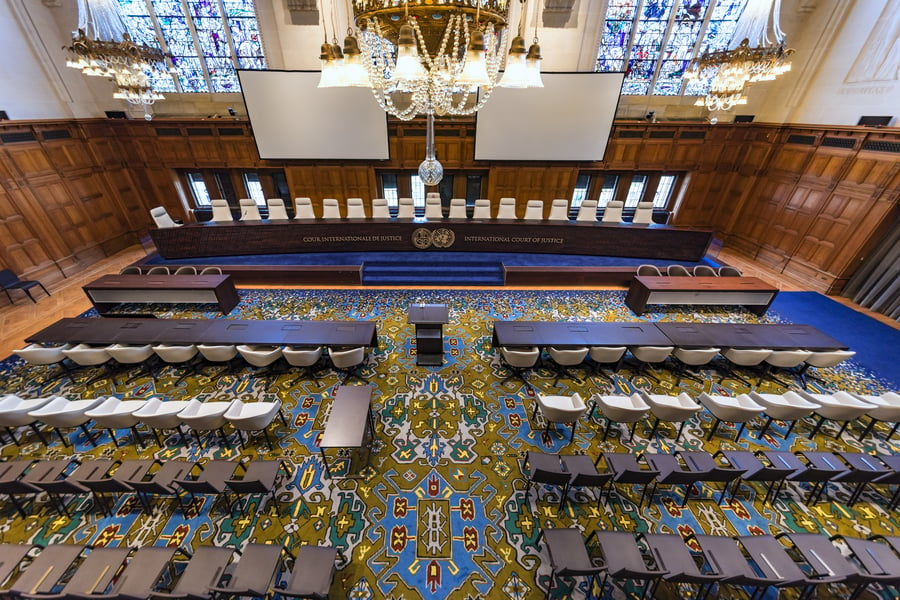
0,289,897,599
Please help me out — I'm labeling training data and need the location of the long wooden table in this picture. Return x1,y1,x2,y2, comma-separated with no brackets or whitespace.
26,317,379,347
491,321,672,348
82,274,240,315
625,276,779,316
149,219,714,261
319,385,375,479
655,322,848,351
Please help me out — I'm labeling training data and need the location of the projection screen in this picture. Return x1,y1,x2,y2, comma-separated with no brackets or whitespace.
238,70,390,160
474,72,625,161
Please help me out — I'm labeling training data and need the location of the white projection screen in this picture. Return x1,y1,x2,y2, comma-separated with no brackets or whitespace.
238,70,390,160
474,72,625,161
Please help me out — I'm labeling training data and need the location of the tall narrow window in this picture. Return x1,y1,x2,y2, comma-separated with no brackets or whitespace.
571,174,592,208
624,175,648,207
243,173,265,206
410,175,426,211
187,172,211,205
381,174,399,209
597,175,619,207
653,174,677,208
465,175,482,205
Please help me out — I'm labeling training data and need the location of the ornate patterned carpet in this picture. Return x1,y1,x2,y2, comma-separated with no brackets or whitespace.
1,289,897,599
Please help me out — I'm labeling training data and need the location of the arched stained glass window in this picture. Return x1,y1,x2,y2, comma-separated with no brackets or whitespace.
116,0,266,94
596,0,748,97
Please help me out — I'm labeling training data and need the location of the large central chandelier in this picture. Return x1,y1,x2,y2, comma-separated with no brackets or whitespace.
64,0,172,108
685,0,793,112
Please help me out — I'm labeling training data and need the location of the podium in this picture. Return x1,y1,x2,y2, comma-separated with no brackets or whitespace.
408,303,449,366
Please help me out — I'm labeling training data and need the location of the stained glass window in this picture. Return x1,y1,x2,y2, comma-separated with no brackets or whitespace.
116,0,266,94
596,0,748,97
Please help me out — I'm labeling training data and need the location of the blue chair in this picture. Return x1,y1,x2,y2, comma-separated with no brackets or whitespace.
0,269,50,304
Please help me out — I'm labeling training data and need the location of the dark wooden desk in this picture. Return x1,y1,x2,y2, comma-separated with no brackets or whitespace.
408,303,449,366
83,274,240,315
319,385,375,479
491,321,672,348
625,276,779,316
150,219,713,262
655,323,848,351
26,317,379,347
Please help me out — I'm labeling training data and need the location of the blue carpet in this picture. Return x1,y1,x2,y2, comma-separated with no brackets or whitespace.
362,259,505,285
769,291,900,388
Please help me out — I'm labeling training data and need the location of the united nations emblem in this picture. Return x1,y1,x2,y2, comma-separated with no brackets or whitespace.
412,228,433,249
432,228,455,248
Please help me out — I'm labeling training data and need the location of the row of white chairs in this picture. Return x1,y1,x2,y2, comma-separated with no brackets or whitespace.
0,394,286,450
637,264,743,277
119,265,222,276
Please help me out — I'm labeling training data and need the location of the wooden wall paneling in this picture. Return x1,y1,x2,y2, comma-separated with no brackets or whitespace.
767,143,815,177
730,177,793,268
841,150,900,198
604,132,643,169
188,136,227,167
486,167,521,204
220,134,259,166
800,146,853,187
339,166,376,205
672,170,721,228
639,137,675,168
62,172,131,258
154,132,194,165
102,167,154,230
0,186,54,276
284,166,320,209
140,167,184,224
3,143,56,181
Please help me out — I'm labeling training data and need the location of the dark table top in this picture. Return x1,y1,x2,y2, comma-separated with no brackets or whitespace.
407,303,449,324
655,322,848,350
319,385,374,449
83,274,232,290
492,321,672,347
633,275,778,292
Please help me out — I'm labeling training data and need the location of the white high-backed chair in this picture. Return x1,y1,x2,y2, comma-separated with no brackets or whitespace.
698,392,765,441
750,391,821,439
547,199,569,221
590,392,650,442
523,200,544,220
328,346,367,383
424,196,443,219
601,200,624,222
225,399,286,450
210,199,233,222
800,390,876,439
266,198,289,220
851,392,900,441
472,199,492,219
177,398,236,448
0,394,55,445
238,198,262,221
448,198,467,219
150,206,181,228
497,197,517,219
371,198,390,219
576,199,598,222
346,198,366,219
533,391,588,443
28,396,105,447
632,201,653,224
397,197,415,219
14,343,74,384
321,198,341,219
85,396,148,447
641,391,702,443
798,350,857,387
131,397,192,446
499,346,540,386
293,197,315,219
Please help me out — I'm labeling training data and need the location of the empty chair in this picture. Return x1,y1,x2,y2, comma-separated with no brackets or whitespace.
238,198,261,221
720,347,772,385
321,198,341,219
225,459,290,515
27,546,131,599
197,343,240,376
521,451,569,510
715,450,798,502
0,544,38,590
601,200,623,223
122,458,195,511
636,264,662,276
210,199,233,222
150,206,181,228
666,264,692,276
798,350,857,387
5,544,89,598
426,192,440,200
131,397,193,447
523,200,544,220
640,534,725,599
693,264,718,276
95,546,179,600
759,349,813,386
559,454,611,511
587,530,667,599
173,459,238,511
590,392,651,443
547,199,569,221
424,196,443,219
173,265,197,275
698,392,765,441
632,201,653,224
31,459,110,516
628,345,673,383
546,346,589,383
576,199,598,222
829,535,900,599
532,392,588,443
472,198,492,219
85,396,148,448
149,546,234,600
497,197,517,219
266,198,289,220
602,452,661,505
539,528,603,600
328,346,367,384
588,346,627,381
346,197,366,219
119,266,142,274
499,346,540,387
718,265,743,276
730,535,818,598
144,265,170,275
371,197,390,219
397,197,415,219
671,347,720,384
0,394,55,446
801,390,876,439
641,391,703,443
293,197,315,219
28,395,105,447
852,392,900,441
283,346,324,385
13,343,74,384
62,343,113,386
763,450,847,504
208,543,285,600
277,545,343,600
200,266,222,275
178,399,236,448
76,459,157,517
152,344,200,384
775,532,861,596
448,198,467,219
751,390,821,439
225,399,287,450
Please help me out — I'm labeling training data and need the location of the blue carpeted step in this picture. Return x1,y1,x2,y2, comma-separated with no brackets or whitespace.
362,260,505,285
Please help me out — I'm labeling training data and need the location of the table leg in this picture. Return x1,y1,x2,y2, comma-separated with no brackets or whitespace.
319,448,332,479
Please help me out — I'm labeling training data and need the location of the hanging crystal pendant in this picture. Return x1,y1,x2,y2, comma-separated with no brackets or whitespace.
418,113,443,186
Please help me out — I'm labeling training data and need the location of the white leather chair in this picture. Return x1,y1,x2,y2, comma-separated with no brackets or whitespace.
106,343,157,386
628,345,674,383
693,265,718,277
472,199,492,219
800,390,876,439
85,396,148,447
62,344,113,385
173,266,197,275
632,201,653,224
448,198,467,219
523,200,544,220
750,390,821,439
851,392,900,441
499,346,540,387
293,197,315,219
641,391,702,443
146,266,170,275
666,264,692,277
698,392,765,441
178,398,236,448
266,198,289,220
210,199,233,222
547,199,569,221
588,346,627,381
718,266,743,277
321,198,341,219
671,347,720,384
239,198,262,221
760,349,813,386
636,264,662,276
225,399,287,450
119,266,142,274
798,350,857,387
590,392,650,443
197,344,240,375
13,343,74,384
601,200,624,222
546,346,589,383
150,206,181,228
533,392,588,443
200,266,222,275
424,196,443,219
576,199,598,222
371,198,390,219
152,344,200,384
397,197,415,219
0,394,55,445
426,192,440,199
28,395,105,447
328,346,367,383
131,397,193,446
720,348,772,385
283,346,324,385
236,345,284,389
346,197,366,219
496,197,517,219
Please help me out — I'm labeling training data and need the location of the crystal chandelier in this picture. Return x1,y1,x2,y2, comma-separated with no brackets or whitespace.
685,0,793,112
64,0,172,107
318,0,543,184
